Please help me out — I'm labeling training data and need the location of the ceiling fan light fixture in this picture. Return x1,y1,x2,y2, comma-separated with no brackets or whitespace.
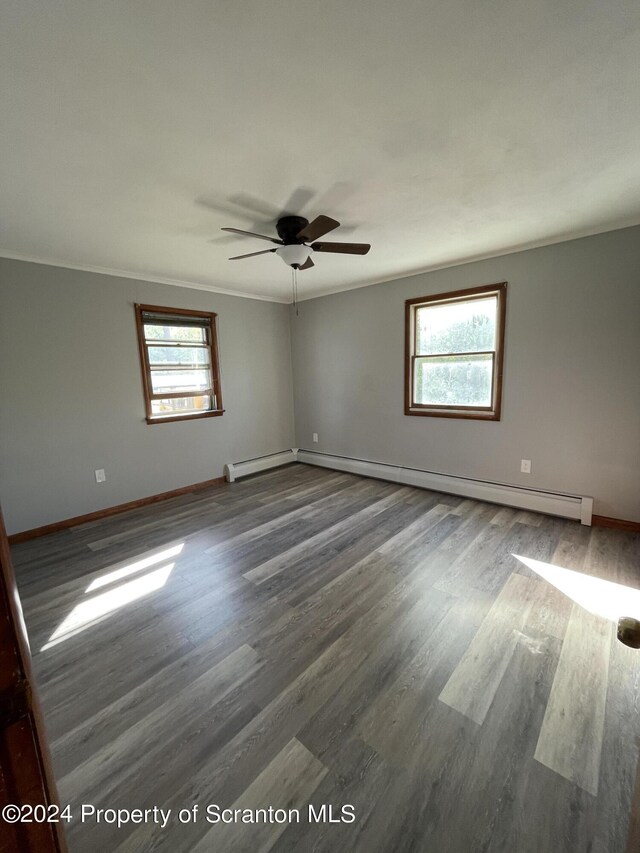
276,244,312,268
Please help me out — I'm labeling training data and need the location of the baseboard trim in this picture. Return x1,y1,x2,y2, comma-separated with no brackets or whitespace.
224,449,299,482
297,450,594,525
592,515,640,532
9,459,636,545
8,476,226,544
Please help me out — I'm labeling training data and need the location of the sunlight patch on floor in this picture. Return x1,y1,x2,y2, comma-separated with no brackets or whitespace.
41,547,181,651
86,542,184,592
514,554,640,622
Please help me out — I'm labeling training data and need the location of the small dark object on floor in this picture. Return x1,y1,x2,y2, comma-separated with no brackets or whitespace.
617,617,640,649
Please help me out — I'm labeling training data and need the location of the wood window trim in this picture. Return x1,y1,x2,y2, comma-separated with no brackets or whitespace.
134,303,224,425
404,282,507,421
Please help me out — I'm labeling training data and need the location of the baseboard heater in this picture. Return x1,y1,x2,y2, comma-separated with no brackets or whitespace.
296,450,593,525
224,449,299,483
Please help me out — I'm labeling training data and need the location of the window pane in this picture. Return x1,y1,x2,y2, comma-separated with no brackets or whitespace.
147,345,210,367
414,353,493,407
151,396,213,417
416,297,496,355
144,323,207,344
150,367,211,394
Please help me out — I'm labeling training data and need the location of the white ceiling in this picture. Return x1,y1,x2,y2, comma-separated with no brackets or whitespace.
1,1,639,303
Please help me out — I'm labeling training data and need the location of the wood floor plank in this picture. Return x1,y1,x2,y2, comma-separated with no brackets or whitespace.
267,496,440,607
350,699,479,853
59,644,261,808
593,634,640,852
116,630,372,852
297,581,455,768
490,506,518,526
52,630,259,777
524,580,572,642
448,498,480,516
248,556,399,707
472,520,558,594
202,474,356,557
438,572,541,725
36,622,196,741
521,534,586,643
432,510,518,595
424,632,562,853
375,501,452,558
486,739,596,853
514,510,544,527
357,585,495,768
272,738,391,853
397,501,500,590
200,479,399,580
192,738,328,853
534,603,612,795
625,752,640,853
244,486,412,584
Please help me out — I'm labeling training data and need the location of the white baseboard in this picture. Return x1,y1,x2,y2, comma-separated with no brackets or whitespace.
224,449,299,483
296,450,593,525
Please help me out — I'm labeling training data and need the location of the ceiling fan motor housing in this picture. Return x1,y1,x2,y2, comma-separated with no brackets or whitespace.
276,215,309,244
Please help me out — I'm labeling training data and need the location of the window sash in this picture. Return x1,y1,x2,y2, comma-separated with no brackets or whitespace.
414,296,498,357
411,353,495,410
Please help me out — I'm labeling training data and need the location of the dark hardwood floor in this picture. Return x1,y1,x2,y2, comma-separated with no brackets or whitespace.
11,464,640,852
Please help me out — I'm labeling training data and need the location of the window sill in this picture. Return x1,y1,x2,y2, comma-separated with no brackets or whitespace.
146,409,225,425
405,406,500,421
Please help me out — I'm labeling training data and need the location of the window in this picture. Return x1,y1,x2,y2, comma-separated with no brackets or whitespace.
405,282,507,420
134,304,223,424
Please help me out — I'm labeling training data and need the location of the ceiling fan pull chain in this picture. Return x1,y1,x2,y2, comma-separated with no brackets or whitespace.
290,266,299,316
291,267,296,313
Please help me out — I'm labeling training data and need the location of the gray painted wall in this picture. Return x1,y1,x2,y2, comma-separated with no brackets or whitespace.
0,259,294,534
2,225,638,535
291,226,640,522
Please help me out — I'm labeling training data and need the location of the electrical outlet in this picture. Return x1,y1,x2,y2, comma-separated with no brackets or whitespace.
95,468,106,483
312,433,319,443
520,459,531,474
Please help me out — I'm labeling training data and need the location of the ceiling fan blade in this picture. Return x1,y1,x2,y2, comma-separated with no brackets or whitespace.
296,215,340,242
299,256,315,270
311,241,371,255
221,227,283,244
229,248,277,260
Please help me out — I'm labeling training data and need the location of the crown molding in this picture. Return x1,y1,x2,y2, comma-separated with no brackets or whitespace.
0,252,289,303
296,219,640,301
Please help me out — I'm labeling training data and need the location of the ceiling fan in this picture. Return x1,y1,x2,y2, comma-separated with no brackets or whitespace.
222,215,371,270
